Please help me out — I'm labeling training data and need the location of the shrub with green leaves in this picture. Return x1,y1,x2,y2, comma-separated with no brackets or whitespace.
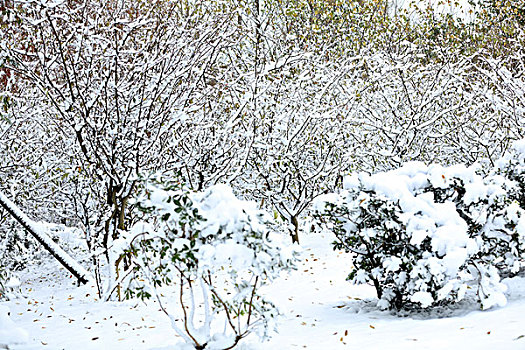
112,174,296,349
314,164,485,310
314,140,525,311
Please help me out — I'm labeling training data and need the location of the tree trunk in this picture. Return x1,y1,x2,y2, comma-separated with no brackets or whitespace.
290,215,300,244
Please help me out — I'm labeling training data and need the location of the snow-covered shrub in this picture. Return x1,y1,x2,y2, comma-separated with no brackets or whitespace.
456,175,525,279
0,273,21,302
0,221,41,271
478,140,525,274
314,160,520,310
435,140,525,281
113,174,296,349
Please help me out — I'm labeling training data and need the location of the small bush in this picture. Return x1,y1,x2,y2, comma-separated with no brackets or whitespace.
314,140,525,311
113,174,296,349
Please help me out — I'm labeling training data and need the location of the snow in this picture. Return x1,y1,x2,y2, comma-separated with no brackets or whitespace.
197,241,254,272
6,277,21,289
1,0,523,347
192,183,268,239
0,305,28,346
2,232,525,350
383,257,402,272
512,139,525,154
410,292,434,308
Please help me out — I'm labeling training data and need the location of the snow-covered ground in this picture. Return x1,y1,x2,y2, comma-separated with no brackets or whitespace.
2,231,525,350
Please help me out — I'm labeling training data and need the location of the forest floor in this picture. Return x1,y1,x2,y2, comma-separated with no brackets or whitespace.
2,231,525,350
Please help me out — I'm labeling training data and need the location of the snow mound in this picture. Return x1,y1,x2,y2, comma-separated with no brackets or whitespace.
0,305,29,346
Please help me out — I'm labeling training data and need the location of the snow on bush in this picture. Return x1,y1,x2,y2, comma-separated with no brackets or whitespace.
314,140,525,310
494,139,525,213
112,174,296,349
0,266,21,301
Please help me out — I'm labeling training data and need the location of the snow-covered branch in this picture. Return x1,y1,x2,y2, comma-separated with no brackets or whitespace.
0,191,91,285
